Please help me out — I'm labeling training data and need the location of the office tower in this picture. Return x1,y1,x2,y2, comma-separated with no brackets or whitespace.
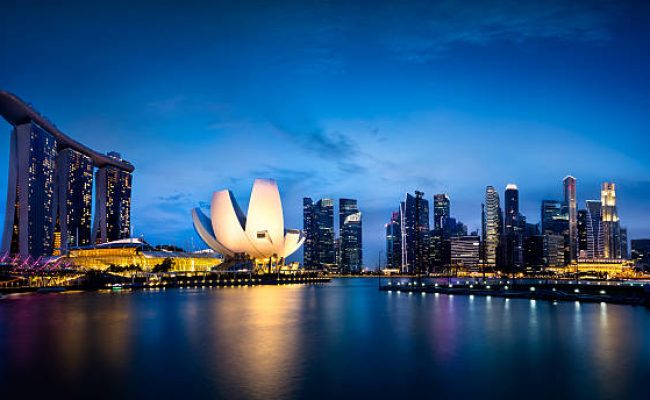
524,236,544,270
449,235,480,271
504,184,519,234
339,199,362,272
56,148,94,251
433,194,450,231
631,239,650,270
429,232,445,270
544,235,566,268
304,198,336,270
303,198,316,268
400,191,429,274
483,186,501,268
92,153,133,243
541,199,570,264
563,176,578,261
385,211,401,269
585,200,604,258
601,182,621,259
577,209,589,258
502,184,523,270
620,227,628,260
1,122,57,258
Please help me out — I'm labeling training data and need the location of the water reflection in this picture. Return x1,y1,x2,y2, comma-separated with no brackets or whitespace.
0,279,649,399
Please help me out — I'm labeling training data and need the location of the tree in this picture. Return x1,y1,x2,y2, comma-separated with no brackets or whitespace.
152,257,174,273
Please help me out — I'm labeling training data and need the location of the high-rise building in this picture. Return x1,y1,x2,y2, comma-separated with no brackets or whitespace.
541,199,569,264
56,148,94,251
620,227,628,260
303,198,336,270
385,211,401,270
585,200,604,258
400,191,429,274
339,198,362,272
483,186,501,268
433,194,450,231
0,91,135,259
577,209,589,258
302,198,316,269
1,122,57,258
563,176,578,262
92,153,133,243
449,235,480,271
601,182,621,259
631,239,650,270
502,184,523,270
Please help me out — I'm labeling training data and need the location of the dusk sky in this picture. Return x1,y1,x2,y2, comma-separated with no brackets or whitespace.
1,0,649,264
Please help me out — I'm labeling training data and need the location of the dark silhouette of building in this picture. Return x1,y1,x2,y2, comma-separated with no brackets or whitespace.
339,198,362,272
563,176,578,262
433,193,450,231
577,209,589,258
302,197,336,270
631,239,650,270
385,211,401,270
400,191,429,274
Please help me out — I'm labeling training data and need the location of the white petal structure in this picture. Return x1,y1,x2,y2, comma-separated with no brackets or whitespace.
192,179,304,260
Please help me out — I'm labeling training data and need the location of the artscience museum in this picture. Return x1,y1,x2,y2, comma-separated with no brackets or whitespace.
192,179,305,272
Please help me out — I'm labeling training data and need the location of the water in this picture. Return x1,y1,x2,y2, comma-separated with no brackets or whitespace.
1,278,649,399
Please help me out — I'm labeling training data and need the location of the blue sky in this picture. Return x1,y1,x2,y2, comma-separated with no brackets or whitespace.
1,0,649,264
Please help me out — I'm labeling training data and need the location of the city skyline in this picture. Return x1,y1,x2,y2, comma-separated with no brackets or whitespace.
1,0,650,264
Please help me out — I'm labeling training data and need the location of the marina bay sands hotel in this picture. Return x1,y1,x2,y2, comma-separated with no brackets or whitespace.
0,91,134,259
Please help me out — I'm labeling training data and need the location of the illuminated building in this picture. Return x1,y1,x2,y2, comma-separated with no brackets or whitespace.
601,182,621,259
192,179,304,272
449,235,480,271
63,238,222,272
400,191,429,274
577,209,589,258
93,152,132,243
541,199,569,264
339,198,362,272
433,193,450,231
483,186,501,268
563,176,578,261
303,197,336,270
385,211,401,269
586,200,604,258
0,91,134,259
302,198,316,269
503,184,523,270
57,148,94,250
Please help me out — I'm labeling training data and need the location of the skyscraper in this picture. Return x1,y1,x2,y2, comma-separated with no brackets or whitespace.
56,148,94,251
302,198,316,269
385,211,401,270
0,91,135,259
92,153,133,243
502,184,523,270
601,182,621,259
1,122,57,258
303,198,336,270
563,176,578,261
339,198,362,272
620,227,628,260
433,193,450,231
585,200,604,258
484,186,501,268
400,191,429,274
577,209,589,258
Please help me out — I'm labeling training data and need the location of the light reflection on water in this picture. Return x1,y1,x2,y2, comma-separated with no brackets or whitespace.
1,278,649,399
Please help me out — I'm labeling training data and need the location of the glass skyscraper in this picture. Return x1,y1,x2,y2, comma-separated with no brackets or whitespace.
302,197,336,270
400,191,429,274
385,211,401,270
585,200,604,258
339,198,362,272
92,153,133,244
433,193,450,232
563,176,578,262
57,148,94,251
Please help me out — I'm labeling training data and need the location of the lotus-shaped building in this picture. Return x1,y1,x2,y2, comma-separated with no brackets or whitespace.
192,179,304,269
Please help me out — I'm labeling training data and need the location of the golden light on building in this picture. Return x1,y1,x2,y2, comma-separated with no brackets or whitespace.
60,238,222,272
192,179,304,272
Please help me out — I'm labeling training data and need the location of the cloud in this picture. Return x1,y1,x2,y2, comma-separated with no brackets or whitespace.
380,0,626,61
268,118,367,175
